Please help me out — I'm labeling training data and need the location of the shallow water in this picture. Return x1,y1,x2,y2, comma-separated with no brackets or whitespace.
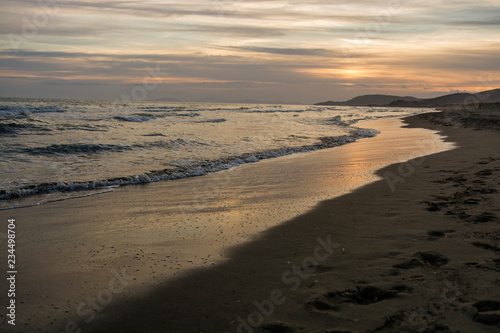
0,98,434,209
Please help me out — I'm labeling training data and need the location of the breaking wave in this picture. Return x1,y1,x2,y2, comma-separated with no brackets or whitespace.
12,139,204,156
0,128,379,202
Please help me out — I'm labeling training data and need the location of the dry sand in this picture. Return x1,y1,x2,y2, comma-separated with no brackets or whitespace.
1,110,500,333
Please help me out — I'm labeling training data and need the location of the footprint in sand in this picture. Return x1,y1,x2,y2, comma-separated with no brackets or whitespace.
475,169,494,177
472,300,500,326
261,322,299,333
320,285,413,306
394,251,449,269
472,212,498,223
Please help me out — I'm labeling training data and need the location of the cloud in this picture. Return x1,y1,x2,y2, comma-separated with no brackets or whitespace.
221,46,336,56
1,0,499,102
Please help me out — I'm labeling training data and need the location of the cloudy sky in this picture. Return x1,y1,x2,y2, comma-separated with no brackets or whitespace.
0,0,499,104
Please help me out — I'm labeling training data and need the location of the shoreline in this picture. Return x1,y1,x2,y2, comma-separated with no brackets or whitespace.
0,123,379,209
84,111,500,332
0,108,436,211
1,111,499,332
1,105,389,209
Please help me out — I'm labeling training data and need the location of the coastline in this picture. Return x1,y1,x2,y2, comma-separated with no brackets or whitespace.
93,111,499,332
2,110,499,332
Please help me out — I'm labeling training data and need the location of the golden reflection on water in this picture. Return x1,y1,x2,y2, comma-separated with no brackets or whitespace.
9,117,456,328
124,118,454,250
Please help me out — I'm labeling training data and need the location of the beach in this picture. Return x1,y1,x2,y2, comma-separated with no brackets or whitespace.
1,110,500,333
2,0,499,331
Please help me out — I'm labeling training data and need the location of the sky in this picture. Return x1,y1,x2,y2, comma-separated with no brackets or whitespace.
0,0,499,104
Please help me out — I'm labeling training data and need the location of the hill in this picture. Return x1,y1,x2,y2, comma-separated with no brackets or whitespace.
389,89,500,107
315,94,420,106
315,89,500,107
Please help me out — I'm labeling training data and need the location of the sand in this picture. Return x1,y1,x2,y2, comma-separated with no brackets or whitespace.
1,110,499,333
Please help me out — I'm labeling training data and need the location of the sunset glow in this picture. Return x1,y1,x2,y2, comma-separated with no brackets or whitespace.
1,0,499,103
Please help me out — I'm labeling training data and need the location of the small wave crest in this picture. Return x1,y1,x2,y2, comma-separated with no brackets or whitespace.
0,105,67,115
0,122,51,136
13,139,205,156
197,118,227,123
1,128,380,203
114,115,159,122
113,112,201,122
323,115,353,126
20,143,132,155
172,112,201,117
56,124,109,132
0,123,31,135
140,139,207,149
247,109,305,114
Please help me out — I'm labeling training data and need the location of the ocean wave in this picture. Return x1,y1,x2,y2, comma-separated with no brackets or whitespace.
114,115,159,122
247,109,305,114
0,128,379,202
323,115,352,126
0,123,31,135
113,112,201,122
142,133,167,137
56,124,109,132
197,118,227,123
0,105,67,115
0,112,31,122
0,122,51,135
20,143,132,155
13,139,205,156
31,106,67,113
140,139,207,149
172,112,201,117
136,106,178,111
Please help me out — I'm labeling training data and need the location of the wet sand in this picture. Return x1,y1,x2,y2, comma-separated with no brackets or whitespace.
2,111,500,332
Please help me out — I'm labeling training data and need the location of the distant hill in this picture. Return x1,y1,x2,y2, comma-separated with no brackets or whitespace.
389,89,500,107
315,89,500,107
315,94,420,106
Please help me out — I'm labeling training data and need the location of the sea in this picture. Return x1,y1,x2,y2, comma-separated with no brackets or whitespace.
0,98,434,210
